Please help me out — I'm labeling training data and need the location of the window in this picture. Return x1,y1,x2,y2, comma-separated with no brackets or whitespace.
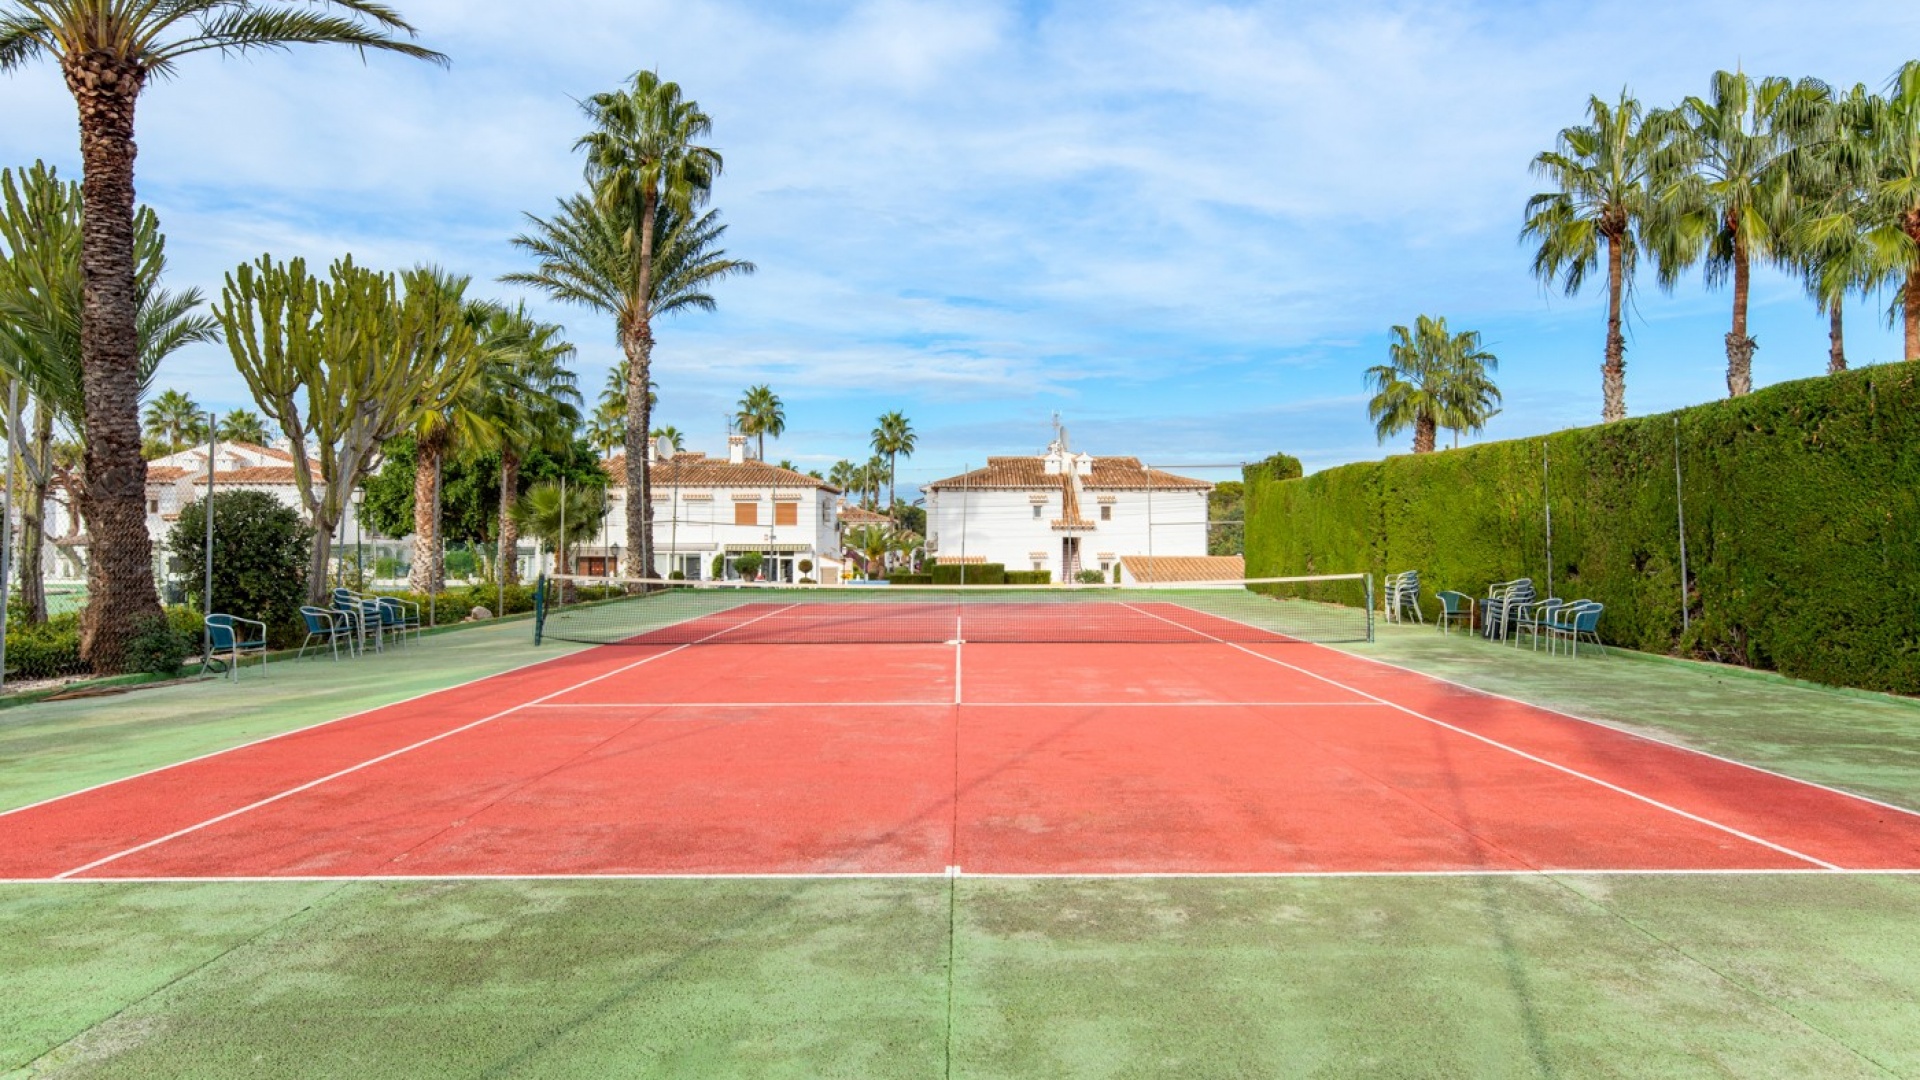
774,501,798,527
148,499,160,513
1033,504,1043,520
734,501,759,526
1033,561,1044,572
1100,505,1112,521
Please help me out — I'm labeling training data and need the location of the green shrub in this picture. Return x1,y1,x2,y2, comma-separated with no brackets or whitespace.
1075,568,1108,585
711,554,727,580
1244,364,1920,693
798,558,814,574
4,612,86,681
169,490,312,648
1004,570,1052,585
930,562,1005,586
888,573,934,586
733,551,765,580
126,613,194,676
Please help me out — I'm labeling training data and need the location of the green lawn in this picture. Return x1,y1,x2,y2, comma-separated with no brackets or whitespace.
5,621,1920,1077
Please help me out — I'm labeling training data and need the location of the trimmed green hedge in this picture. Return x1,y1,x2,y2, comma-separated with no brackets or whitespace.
1004,570,1052,585
1245,364,1920,694
888,573,934,586
931,563,1006,585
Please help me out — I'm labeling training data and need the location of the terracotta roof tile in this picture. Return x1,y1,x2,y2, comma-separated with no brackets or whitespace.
213,466,319,485
605,454,836,492
838,503,891,525
926,456,1210,492
1121,555,1246,583
146,466,190,483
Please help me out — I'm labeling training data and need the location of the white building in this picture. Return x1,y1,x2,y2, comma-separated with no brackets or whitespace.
923,430,1212,582
591,435,843,582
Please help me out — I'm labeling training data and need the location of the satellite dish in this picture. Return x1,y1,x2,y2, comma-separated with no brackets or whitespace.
656,437,675,462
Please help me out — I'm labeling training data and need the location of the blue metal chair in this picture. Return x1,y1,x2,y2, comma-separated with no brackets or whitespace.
330,588,383,655
1388,571,1424,624
1558,603,1606,657
1513,598,1564,651
1483,579,1534,641
378,596,422,645
298,606,352,661
1434,590,1475,634
206,614,268,680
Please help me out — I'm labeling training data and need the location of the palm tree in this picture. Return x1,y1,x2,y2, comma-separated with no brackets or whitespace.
735,384,784,461
1366,315,1500,454
508,70,721,582
827,459,857,498
510,480,606,577
1523,91,1667,422
0,161,217,624
1780,84,1888,375
864,454,888,508
1842,61,1920,361
469,306,580,587
870,410,916,513
215,409,271,445
1659,70,1832,396
0,1,443,673
400,273,496,595
507,162,748,582
140,388,201,454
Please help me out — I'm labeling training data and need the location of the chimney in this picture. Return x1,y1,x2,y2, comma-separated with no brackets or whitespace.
728,434,747,465
647,437,658,464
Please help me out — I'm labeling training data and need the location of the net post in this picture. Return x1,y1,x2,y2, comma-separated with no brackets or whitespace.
533,574,546,645
1365,574,1375,642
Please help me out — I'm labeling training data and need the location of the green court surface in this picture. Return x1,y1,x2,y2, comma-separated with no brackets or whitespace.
5,621,1920,1077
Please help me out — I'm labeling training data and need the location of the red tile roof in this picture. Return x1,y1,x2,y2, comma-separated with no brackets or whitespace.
926,456,1210,492
1122,555,1246,583
838,503,892,526
605,454,837,492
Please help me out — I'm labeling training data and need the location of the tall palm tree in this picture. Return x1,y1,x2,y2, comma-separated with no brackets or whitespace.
827,458,857,498
0,161,217,624
1366,315,1500,455
0,1,443,672
215,409,271,445
1659,70,1832,396
400,272,496,595
140,388,201,454
509,70,720,582
1841,61,1920,361
1782,84,1888,374
469,306,580,587
863,454,887,508
507,155,747,582
870,410,916,513
735,383,784,460
1523,90,1667,421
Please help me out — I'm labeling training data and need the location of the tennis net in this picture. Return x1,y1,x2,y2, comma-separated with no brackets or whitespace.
534,573,1374,646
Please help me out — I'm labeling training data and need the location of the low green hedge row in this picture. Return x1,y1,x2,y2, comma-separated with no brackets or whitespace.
1244,364,1920,693
6,606,204,682
930,562,1006,585
1004,570,1052,585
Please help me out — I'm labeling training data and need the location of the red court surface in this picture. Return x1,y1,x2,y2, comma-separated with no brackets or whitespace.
6,602,1920,881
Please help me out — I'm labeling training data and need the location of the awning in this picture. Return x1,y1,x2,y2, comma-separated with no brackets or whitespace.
724,543,815,554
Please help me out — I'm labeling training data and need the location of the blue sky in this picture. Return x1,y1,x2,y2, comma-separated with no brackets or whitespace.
4,0,1918,496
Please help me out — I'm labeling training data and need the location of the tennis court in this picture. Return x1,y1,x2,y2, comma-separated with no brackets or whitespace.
6,582,1919,884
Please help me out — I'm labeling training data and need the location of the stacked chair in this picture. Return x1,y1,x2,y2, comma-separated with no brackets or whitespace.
1479,578,1534,642
1384,571,1424,624
317,588,425,659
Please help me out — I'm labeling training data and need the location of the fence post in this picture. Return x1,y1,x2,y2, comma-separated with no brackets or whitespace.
1365,573,1376,642
533,574,546,645
200,413,217,673
0,382,18,692
1674,417,1691,637
1543,439,1553,600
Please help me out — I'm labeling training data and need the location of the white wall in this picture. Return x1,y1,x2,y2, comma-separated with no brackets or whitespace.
926,487,1209,580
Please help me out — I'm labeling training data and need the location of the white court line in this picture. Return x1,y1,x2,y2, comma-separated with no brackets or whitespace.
515,701,1381,709
53,604,800,881
1120,602,1839,871
9,867,1920,885
0,637,606,823
1328,647,1920,826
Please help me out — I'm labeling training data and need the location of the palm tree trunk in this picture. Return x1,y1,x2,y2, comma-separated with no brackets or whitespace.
1602,233,1628,421
1829,296,1847,374
758,432,765,462
1726,240,1756,396
63,54,162,673
409,439,442,595
17,404,54,624
1413,414,1437,455
887,452,897,514
498,450,521,587
1906,262,1920,362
